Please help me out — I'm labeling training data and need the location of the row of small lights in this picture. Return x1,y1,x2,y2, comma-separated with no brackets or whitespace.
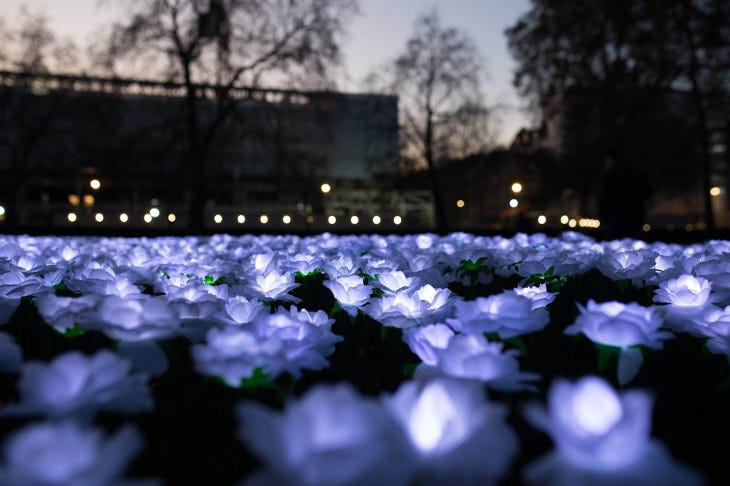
66,211,403,226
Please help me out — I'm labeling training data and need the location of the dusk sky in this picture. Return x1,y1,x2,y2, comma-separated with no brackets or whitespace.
4,0,533,145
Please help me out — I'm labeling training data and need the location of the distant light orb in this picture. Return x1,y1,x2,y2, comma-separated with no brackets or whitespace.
89,179,101,190
393,215,402,225
456,199,465,208
537,215,547,225
151,198,159,206
372,215,381,225
143,213,152,223
306,215,314,224
82,195,94,207
327,215,336,225
560,215,569,224
237,214,246,224
168,213,176,223
350,215,359,225
509,199,519,208
150,208,160,218
568,218,577,228
260,215,269,224
642,224,651,232
282,215,291,224
119,213,128,223
710,186,721,197
213,214,223,224
94,213,104,223
511,182,523,194
0,205,5,216
67,194,80,206
321,183,331,194
67,212,77,223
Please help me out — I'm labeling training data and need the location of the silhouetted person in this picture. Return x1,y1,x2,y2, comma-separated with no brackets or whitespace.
597,151,652,239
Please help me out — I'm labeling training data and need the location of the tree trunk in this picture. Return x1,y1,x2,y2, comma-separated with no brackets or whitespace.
425,107,448,233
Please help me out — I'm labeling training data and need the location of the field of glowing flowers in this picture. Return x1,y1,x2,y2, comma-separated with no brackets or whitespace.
0,231,728,485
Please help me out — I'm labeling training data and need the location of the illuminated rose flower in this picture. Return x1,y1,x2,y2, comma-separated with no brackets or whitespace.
212,295,267,327
513,283,557,309
0,332,22,373
447,291,549,338
89,294,182,342
248,269,300,302
565,300,671,384
416,333,539,392
237,383,415,486
523,376,701,486
192,307,342,385
595,250,657,283
402,324,455,366
364,284,453,329
654,275,712,307
166,283,227,320
384,377,517,485
0,421,146,486
33,292,99,333
3,350,153,421
323,275,372,317
376,270,419,294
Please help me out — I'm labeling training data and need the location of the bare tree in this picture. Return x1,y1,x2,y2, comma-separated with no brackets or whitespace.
101,0,358,231
374,9,491,232
0,9,80,231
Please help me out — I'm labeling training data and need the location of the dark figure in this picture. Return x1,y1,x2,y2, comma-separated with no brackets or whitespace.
597,151,652,239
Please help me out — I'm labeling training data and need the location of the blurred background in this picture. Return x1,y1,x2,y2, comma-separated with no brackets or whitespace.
0,0,728,238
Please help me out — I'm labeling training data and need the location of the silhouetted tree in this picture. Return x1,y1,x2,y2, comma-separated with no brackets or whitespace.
0,9,80,231
369,9,492,232
506,0,730,230
101,0,358,232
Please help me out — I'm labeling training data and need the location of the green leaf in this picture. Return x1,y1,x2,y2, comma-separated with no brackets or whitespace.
63,326,86,337
402,362,419,376
239,368,269,389
506,336,528,356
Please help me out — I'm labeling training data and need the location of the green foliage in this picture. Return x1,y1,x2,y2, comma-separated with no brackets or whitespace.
522,266,568,292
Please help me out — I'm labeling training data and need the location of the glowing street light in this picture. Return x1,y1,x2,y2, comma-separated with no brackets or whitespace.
350,215,359,225
456,199,465,208
560,215,569,224
150,208,160,218
372,215,381,225
511,182,523,194
509,199,519,208
282,215,291,224
260,215,269,224
119,213,128,223
213,214,223,224
82,195,94,207
68,195,80,206
67,212,77,222
0,205,5,216
94,213,104,223
328,215,336,225
144,214,152,223
237,214,246,224
710,186,721,197
168,213,176,223
537,215,547,225
321,183,332,194
393,215,402,225
89,179,101,190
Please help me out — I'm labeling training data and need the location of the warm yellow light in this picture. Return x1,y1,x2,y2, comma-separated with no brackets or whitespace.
456,199,465,208
67,212,77,222
0,205,5,217
68,194,80,206
144,213,152,223
321,183,331,194
83,194,94,207
306,215,314,224
509,198,518,208
710,186,721,197
568,218,577,228
537,215,547,225
394,215,402,225
119,213,128,223
168,213,176,223
282,215,291,224
372,215,381,225
213,214,223,224
560,215,569,224
350,215,359,225
642,224,651,232
150,208,160,218
260,215,269,224
94,212,104,223
89,179,101,190
511,182,523,194
328,215,336,225
237,214,246,224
